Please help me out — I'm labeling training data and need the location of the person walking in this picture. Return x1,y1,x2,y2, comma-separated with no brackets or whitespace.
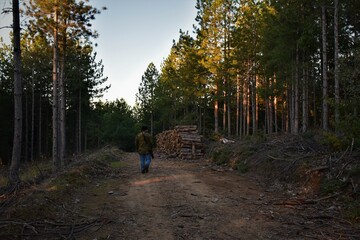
135,126,154,173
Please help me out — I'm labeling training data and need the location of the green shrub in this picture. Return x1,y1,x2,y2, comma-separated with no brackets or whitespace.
322,132,344,151
320,178,347,195
236,162,249,174
344,199,360,222
212,148,231,165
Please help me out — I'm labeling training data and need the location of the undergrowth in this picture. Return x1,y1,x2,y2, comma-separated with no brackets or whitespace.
0,147,126,219
208,133,360,222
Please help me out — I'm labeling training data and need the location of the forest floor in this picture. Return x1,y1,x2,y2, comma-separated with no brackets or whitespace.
0,134,360,239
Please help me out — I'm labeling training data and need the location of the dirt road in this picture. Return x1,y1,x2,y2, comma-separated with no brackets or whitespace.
3,149,359,239
73,152,314,240
36,147,357,240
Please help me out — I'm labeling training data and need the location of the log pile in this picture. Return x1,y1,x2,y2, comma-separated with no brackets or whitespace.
156,125,204,159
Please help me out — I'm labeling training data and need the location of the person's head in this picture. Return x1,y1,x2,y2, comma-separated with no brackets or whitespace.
141,125,148,132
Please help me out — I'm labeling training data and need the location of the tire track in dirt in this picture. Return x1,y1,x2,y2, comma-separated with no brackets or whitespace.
77,153,283,239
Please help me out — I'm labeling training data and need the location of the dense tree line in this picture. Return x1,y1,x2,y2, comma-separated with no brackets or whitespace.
2,0,360,185
136,0,360,146
0,0,138,183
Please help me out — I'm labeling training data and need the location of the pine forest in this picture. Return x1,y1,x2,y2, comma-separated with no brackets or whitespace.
0,0,360,184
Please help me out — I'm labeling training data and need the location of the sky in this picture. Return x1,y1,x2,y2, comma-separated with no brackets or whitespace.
0,0,198,106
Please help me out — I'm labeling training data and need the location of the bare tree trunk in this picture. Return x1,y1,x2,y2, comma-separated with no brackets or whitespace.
312,71,317,127
214,84,219,133
84,127,87,151
38,92,42,157
251,75,256,134
223,85,226,132
236,74,240,136
322,3,329,131
269,96,274,134
256,84,259,133
25,89,28,162
302,60,309,133
151,111,154,136
78,86,82,154
31,71,35,162
59,38,66,167
9,0,22,185
246,81,250,136
227,95,231,137
52,5,60,171
274,73,278,133
290,75,295,133
265,98,269,133
282,101,286,132
198,105,202,134
334,0,340,128
294,44,299,134
274,96,278,133
287,79,291,132
239,78,243,138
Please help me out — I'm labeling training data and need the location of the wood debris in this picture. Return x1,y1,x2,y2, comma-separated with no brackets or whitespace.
156,125,204,160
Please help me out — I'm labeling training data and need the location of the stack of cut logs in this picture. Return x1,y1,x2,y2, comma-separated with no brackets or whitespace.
156,125,204,159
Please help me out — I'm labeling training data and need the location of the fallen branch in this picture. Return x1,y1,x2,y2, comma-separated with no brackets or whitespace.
306,166,329,174
267,154,292,162
334,146,349,163
305,193,340,204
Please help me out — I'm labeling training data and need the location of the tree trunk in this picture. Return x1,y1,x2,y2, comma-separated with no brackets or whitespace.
59,44,66,166
223,84,226,132
334,0,340,128
78,85,82,154
52,5,60,171
322,3,329,131
25,88,28,162
151,111,154,136
246,80,250,136
286,79,291,132
290,75,295,133
294,44,299,134
227,90,231,137
265,98,269,133
269,96,274,134
31,71,35,162
236,74,240,136
302,59,309,133
38,92,42,158
9,0,22,185
251,75,256,134
274,95,278,133
214,84,219,133
274,73,278,133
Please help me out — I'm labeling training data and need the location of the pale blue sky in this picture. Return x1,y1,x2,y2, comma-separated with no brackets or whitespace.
0,0,198,106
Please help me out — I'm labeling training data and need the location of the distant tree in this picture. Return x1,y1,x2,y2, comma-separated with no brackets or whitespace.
155,31,209,133
195,0,224,134
87,99,136,151
136,63,159,135
66,46,109,154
